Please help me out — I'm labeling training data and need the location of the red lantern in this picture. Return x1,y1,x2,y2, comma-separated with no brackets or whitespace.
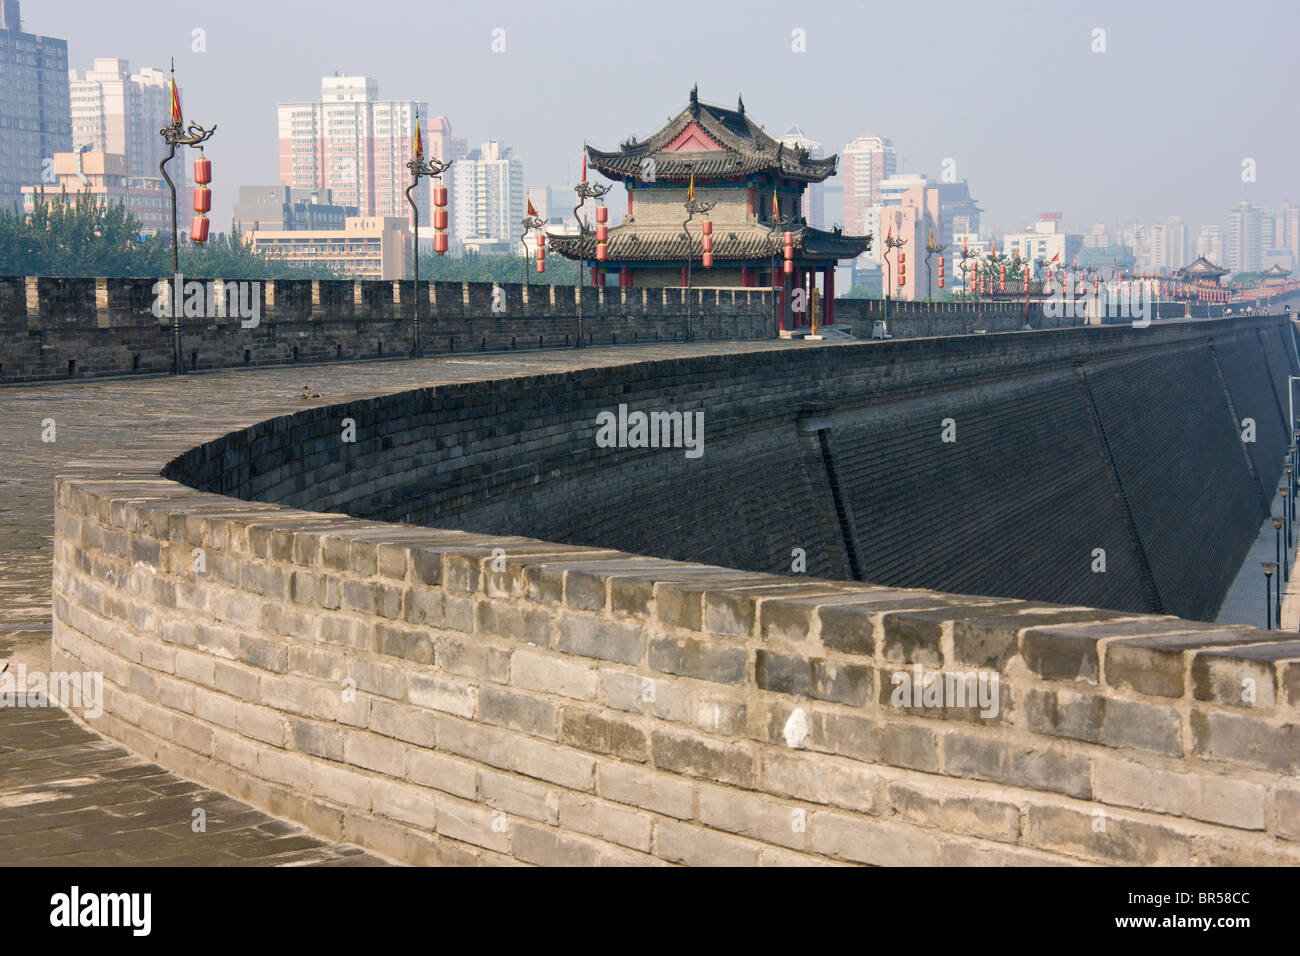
898,251,906,265
702,252,713,269
536,234,545,250
702,235,713,252
433,209,448,230
595,242,608,262
938,277,944,289
783,231,793,246
190,215,209,243
536,260,545,274
433,233,448,255
193,156,211,185
702,220,712,236
596,205,608,223
784,260,793,275
193,186,211,213
596,224,608,242
433,186,448,208
783,246,793,260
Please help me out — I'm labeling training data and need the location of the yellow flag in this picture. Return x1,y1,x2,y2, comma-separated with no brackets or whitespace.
688,173,695,201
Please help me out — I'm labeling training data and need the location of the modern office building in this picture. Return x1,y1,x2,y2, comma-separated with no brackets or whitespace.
244,215,408,279
277,75,431,227
0,0,70,211
232,185,356,234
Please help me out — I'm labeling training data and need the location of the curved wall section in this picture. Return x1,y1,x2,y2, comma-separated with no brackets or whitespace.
52,318,1300,866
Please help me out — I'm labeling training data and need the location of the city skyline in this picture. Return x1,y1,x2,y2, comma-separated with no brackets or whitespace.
15,0,1297,244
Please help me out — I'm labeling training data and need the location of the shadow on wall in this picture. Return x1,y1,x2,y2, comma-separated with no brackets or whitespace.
163,316,1300,622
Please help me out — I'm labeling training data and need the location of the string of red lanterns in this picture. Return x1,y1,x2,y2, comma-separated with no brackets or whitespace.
432,182,449,255
701,219,713,269
595,204,609,262
191,155,211,243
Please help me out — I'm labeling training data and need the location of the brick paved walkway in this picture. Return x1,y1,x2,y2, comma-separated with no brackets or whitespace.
0,342,804,864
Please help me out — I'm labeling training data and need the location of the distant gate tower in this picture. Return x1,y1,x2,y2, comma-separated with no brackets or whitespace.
547,87,870,331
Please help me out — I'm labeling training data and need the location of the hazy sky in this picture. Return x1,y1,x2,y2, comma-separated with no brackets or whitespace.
28,0,1300,236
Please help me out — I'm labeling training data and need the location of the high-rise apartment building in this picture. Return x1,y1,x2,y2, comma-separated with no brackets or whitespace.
278,75,432,227
841,131,896,235
69,58,177,184
780,125,824,228
1226,201,1262,273
0,0,70,211
451,141,524,253
1138,216,1188,272
1196,225,1224,265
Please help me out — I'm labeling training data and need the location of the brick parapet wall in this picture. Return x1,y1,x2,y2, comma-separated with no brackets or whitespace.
9,273,1250,384
49,320,1300,865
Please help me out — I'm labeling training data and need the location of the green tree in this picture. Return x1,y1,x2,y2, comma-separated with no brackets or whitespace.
415,250,572,285
0,187,168,276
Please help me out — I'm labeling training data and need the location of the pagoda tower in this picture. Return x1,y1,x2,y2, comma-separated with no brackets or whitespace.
547,87,871,331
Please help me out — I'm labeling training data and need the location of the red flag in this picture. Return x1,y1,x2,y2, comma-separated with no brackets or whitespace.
413,120,424,160
1049,251,1060,263
581,151,587,183
526,197,539,218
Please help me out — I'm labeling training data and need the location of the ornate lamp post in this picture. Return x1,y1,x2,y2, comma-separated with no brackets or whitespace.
681,174,716,343
925,233,946,302
882,230,907,325
520,206,547,287
158,61,215,375
572,166,611,349
958,241,978,302
404,114,453,358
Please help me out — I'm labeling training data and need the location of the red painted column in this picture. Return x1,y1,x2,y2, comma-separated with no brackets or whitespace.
590,266,598,287
681,266,688,287
747,187,755,217
627,188,633,217
620,266,631,287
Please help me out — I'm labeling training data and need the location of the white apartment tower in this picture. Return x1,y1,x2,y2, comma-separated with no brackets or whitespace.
278,75,431,226
451,141,525,247
69,59,178,183
1226,201,1262,273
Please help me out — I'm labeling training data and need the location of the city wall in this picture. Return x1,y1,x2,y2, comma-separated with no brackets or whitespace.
51,316,1300,865
0,274,1198,384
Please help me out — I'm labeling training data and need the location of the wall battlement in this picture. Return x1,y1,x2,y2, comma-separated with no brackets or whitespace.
50,316,1300,865
0,274,1168,384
